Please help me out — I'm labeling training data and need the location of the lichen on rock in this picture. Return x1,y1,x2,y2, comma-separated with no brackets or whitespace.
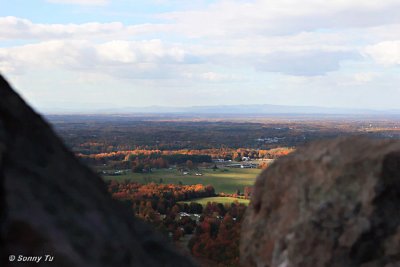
241,137,400,267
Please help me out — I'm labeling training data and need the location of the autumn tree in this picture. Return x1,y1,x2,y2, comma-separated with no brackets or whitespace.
186,160,194,170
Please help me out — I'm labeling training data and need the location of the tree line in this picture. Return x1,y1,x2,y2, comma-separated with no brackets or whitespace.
107,181,246,266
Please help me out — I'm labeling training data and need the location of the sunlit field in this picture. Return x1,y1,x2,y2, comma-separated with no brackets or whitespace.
103,167,261,194
179,196,250,206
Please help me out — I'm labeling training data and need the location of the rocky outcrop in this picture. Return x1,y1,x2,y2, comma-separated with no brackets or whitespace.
0,75,197,267
241,137,400,267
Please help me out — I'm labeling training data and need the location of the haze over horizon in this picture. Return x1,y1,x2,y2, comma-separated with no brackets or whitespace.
41,103,400,116
1,0,400,113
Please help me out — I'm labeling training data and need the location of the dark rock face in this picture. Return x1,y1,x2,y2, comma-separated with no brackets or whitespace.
241,137,400,267
0,75,197,267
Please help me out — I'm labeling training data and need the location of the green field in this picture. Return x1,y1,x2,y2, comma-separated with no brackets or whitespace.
102,168,261,194
179,197,250,206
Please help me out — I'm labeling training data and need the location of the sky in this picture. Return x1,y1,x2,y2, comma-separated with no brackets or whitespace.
1,0,400,113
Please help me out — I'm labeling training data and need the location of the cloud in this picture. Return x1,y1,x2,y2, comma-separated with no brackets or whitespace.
182,71,244,82
1,1,399,111
0,17,123,40
2,0,400,82
4,0,400,41
254,50,359,76
161,0,400,38
96,40,186,64
46,0,109,6
0,17,170,41
0,37,359,77
364,41,400,66
0,39,191,78
353,72,378,83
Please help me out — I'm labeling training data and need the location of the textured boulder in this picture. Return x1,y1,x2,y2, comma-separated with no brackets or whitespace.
0,75,196,267
241,137,400,267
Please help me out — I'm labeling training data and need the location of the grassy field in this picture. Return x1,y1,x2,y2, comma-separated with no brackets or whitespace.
179,196,250,206
102,167,261,194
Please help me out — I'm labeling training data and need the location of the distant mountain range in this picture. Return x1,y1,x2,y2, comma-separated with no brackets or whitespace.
45,104,400,115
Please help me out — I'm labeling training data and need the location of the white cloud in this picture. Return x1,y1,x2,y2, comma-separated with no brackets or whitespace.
2,1,400,111
0,17,123,40
201,72,225,81
253,50,359,76
46,0,109,6
4,0,400,41
0,36,360,77
182,71,244,82
96,40,185,64
353,72,378,83
0,17,170,41
0,40,189,78
364,41,400,66
161,0,400,38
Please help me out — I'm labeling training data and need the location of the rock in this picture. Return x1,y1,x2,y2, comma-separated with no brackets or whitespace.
0,75,197,267
241,137,400,267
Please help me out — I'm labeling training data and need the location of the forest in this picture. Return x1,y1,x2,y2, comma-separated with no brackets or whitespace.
48,114,400,153
108,181,246,266
48,114,400,266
